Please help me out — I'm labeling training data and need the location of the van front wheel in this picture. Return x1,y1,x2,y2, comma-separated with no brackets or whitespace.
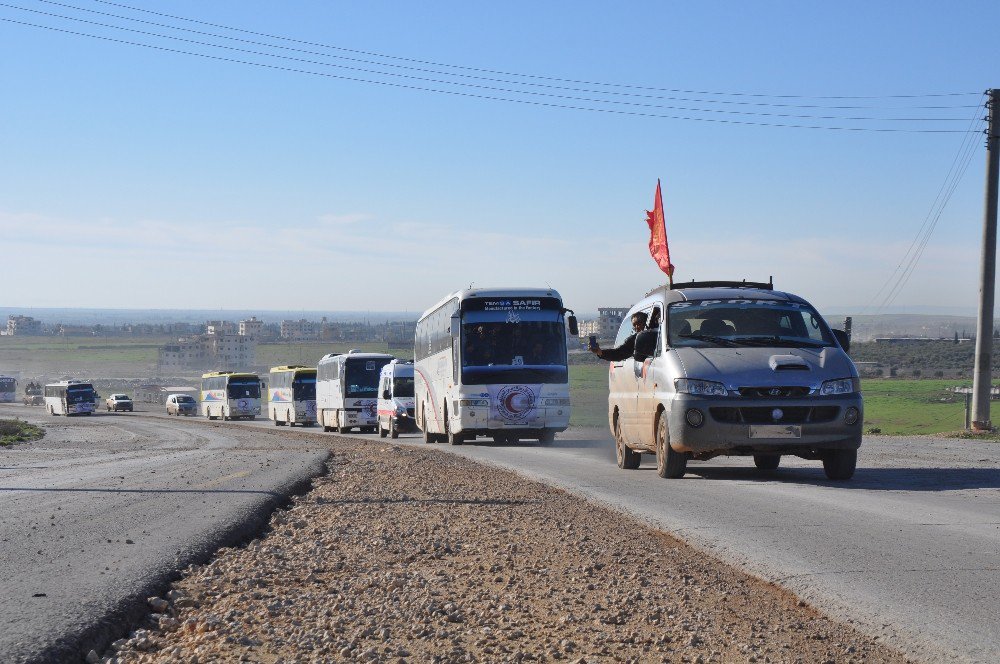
823,449,857,481
656,415,686,478
614,418,641,470
754,454,781,471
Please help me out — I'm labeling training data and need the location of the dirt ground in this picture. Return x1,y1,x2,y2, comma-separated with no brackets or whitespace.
101,439,909,664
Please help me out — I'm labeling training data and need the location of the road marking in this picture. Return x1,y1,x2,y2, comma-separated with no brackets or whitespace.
194,469,251,490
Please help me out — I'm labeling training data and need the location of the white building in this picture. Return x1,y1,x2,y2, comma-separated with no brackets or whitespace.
6,315,43,336
239,317,264,338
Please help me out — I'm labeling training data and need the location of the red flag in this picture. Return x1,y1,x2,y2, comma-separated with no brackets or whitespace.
645,179,674,282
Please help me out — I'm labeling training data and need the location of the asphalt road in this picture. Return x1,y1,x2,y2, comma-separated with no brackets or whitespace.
3,403,999,663
0,404,329,664
209,412,999,664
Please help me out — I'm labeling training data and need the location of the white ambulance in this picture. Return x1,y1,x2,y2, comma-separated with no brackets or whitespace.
376,359,416,438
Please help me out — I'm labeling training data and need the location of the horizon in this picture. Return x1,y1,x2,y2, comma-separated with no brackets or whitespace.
1,2,998,314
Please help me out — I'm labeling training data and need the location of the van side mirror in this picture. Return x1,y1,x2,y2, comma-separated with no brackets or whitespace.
832,329,850,353
566,315,578,337
633,329,659,362
450,315,461,337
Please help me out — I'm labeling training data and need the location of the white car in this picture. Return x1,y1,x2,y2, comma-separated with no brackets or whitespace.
105,394,133,412
166,394,197,416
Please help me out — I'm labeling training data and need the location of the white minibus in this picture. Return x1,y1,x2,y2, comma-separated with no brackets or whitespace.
268,365,317,427
317,351,394,433
415,288,577,445
376,359,416,438
201,371,261,420
44,380,97,416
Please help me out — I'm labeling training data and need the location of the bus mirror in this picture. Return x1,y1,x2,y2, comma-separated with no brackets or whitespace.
633,330,659,362
833,329,850,353
382,389,391,400
567,315,578,337
450,316,461,337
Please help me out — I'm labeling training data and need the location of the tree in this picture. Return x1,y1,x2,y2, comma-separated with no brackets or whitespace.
955,331,960,344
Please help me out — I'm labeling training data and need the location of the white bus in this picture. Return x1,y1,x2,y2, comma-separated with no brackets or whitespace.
268,365,317,427
0,376,16,403
201,371,261,420
44,380,97,416
415,288,576,445
317,351,395,433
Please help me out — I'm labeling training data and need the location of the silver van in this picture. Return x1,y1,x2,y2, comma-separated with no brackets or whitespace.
607,280,862,480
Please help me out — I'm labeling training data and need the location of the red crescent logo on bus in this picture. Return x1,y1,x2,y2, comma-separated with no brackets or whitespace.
496,385,535,421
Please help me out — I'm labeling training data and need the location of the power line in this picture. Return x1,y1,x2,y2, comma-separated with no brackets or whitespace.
78,0,981,102
0,15,982,134
866,101,988,313
862,103,988,312
0,2,974,124
27,0,983,112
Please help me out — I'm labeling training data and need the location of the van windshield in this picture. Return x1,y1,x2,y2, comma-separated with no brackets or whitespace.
668,300,834,349
392,377,414,398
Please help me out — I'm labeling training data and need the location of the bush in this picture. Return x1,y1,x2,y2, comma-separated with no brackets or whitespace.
0,419,44,446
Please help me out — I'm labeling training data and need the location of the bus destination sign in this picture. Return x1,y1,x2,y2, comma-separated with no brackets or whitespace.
464,297,562,313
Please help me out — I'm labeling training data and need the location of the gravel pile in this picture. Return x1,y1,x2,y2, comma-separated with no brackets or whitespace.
101,439,908,663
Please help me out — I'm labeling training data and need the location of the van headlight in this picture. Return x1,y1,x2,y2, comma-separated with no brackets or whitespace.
674,379,728,397
820,378,860,395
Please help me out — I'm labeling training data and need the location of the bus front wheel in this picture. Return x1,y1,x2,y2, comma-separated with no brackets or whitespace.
422,408,435,444
444,406,463,446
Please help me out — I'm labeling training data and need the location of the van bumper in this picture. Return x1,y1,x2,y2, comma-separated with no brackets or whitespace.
667,393,863,456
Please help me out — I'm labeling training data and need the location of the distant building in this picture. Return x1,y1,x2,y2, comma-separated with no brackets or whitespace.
239,317,264,338
205,320,235,336
157,331,257,373
135,384,199,404
280,319,319,341
6,315,43,336
579,307,629,340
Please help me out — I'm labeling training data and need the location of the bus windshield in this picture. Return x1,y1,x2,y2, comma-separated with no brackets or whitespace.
293,375,316,400
392,377,414,398
345,359,390,398
66,384,95,403
461,320,568,385
227,379,260,399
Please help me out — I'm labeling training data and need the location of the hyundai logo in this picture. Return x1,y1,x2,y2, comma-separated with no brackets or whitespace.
771,408,784,421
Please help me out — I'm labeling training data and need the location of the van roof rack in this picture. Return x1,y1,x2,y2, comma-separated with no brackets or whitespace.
670,277,773,291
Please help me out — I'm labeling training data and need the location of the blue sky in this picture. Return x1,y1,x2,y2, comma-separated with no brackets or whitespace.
0,1,996,315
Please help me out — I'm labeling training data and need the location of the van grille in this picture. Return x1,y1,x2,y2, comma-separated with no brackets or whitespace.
738,386,811,398
710,406,839,424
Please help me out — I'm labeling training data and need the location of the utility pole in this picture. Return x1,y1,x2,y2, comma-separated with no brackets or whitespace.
971,89,1000,430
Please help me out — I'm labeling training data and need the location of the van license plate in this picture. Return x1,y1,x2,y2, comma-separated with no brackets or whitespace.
749,425,801,439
